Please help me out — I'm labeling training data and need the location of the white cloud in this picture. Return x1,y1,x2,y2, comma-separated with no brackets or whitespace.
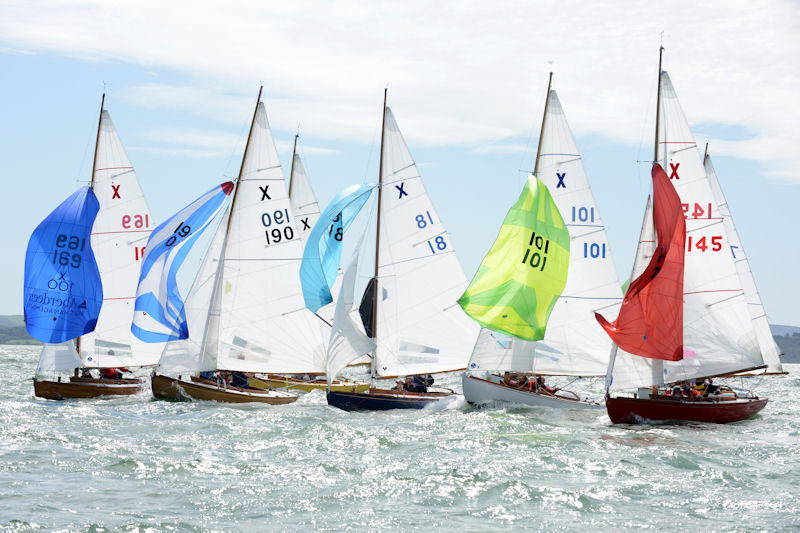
2,0,799,180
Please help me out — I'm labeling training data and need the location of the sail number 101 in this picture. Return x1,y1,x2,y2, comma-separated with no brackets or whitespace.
522,231,550,271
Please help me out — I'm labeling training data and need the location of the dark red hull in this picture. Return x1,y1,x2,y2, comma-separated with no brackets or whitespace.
606,396,768,424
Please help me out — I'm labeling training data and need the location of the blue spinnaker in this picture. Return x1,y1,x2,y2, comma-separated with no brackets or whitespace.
24,187,103,343
300,183,374,312
131,182,233,343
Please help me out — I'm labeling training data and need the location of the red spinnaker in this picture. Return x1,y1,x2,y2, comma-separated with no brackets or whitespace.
595,164,685,361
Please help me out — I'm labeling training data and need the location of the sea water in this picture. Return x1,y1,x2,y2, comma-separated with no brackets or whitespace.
1,345,798,531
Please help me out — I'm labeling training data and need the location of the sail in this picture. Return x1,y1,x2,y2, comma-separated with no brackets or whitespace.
326,243,376,385
596,164,685,360
704,155,783,373
79,110,164,368
288,153,321,242
157,204,230,374
609,71,765,389
210,102,331,373
24,187,102,343
459,174,570,341
36,341,81,375
132,182,233,343
467,89,623,375
300,183,374,312
373,107,480,377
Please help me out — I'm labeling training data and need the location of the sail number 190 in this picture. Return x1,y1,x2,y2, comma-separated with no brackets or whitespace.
262,208,295,245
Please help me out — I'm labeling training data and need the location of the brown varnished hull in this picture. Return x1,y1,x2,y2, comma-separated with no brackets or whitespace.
151,374,298,404
34,377,144,400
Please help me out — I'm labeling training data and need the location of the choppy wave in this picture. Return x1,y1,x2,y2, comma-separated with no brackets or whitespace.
1,346,799,531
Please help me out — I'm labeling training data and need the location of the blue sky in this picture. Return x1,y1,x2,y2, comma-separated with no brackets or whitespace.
1,1,798,326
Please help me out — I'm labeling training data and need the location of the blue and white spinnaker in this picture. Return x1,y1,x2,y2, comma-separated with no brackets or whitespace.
300,183,374,312
132,182,233,343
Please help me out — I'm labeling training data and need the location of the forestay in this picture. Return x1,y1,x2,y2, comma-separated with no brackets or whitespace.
610,72,765,390
132,182,233,343
78,110,164,368
24,187,102,343
373,107,479,377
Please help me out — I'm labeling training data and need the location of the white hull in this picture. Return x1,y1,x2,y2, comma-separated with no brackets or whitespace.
462,374,601,410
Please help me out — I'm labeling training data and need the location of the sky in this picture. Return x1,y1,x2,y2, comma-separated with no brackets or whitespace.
1,0,798,326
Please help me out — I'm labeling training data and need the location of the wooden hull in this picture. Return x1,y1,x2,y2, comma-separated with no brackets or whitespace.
33,377,143,400
327,387,455,411
462,374,602,410
151,374,298,404
606,395,768,424
249,375,369,393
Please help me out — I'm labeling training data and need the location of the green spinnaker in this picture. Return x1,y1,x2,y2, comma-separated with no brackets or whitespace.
458,174,569,341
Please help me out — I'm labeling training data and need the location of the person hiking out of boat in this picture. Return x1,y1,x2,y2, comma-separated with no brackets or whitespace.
81,368,93,378
395,378,406,392
534,376,559,394
199,371,215,380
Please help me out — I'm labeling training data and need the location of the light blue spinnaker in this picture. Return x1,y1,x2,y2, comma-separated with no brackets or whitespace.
131,182,233,343
300,183,374,312
24,187,103,343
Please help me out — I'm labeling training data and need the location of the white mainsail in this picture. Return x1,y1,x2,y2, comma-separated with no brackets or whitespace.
371,107,480,377
157,100,331,375
610,71,765,390
704,154,783,373
78,109,163,368
467,88,622,377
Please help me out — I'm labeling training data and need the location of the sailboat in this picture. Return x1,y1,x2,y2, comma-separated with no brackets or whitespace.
599,48,769,424
703,151,785,376
32,95,162,399
322,90,481,410
150,88,332,404
461,74,622,409
248,134,369,394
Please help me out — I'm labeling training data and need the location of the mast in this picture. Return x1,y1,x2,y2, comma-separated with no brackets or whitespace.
533,72,553,176
226,86,262,233
77,93,106,360
288,133,299,198
653,45,664,164
370,88,388,378
651,45,665,386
